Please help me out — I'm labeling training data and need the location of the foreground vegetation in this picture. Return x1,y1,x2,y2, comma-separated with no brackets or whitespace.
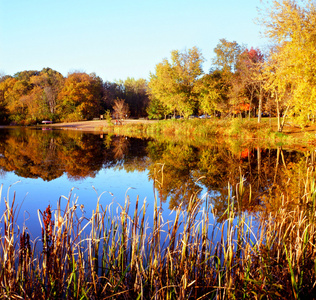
1,169,316,299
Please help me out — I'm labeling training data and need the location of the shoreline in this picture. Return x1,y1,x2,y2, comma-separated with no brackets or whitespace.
2,118,316,144
46,118,316,138
47,119,157,132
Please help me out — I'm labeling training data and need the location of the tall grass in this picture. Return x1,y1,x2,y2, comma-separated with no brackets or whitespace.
0,174,316,299
99,117,307,148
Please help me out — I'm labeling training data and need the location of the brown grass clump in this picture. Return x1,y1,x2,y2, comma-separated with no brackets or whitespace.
0,176,316,299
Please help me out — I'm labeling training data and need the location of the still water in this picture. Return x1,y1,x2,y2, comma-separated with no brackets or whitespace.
0,127,313,239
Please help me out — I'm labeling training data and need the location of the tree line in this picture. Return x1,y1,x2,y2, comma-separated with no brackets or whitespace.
0,68,149,125
0,0,315,131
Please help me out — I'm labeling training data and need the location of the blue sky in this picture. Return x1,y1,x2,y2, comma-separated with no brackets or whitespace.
0,0,269,82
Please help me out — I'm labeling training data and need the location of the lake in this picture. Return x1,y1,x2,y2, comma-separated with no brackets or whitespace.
0,127,313,239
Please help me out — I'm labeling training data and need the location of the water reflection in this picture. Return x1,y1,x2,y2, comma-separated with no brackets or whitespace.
0,128,314,216
147,141,312,217
0,128,149,181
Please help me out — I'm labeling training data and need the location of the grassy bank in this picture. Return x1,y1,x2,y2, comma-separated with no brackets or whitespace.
1,174,316,299
95,118,316,147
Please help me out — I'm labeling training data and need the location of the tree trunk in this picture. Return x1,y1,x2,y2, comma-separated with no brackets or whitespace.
276,95,281,132
257,84,262,123
273,147,281,185
257,146,261,191
248,87,254,120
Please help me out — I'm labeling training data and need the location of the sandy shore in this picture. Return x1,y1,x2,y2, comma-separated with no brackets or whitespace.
47,119,156,131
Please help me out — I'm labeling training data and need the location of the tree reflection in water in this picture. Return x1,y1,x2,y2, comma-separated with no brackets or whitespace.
0,128,314,219
146,140,314,219
112,136,130,160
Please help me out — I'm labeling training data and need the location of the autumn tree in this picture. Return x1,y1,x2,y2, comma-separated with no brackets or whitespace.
212,39,244,73
20,86,48,121
0,76,28,123
236,47,265,120
211,39,248,117
0,77,13,123
57,72,102,121
0,68,65,124
112,98,130,120
148,47,204,118
0,76,9,123
194,71,228,116
264,45,294,131
23,68,65,121
261,0,316,128
37,68,65,115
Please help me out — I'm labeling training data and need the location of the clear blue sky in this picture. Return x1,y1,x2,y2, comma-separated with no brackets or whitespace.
0,0,269,82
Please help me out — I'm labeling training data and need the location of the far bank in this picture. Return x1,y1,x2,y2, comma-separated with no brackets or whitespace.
43,117,316,147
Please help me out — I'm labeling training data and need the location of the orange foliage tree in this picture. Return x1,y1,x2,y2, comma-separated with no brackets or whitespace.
0,68,65,124
57,72,103,121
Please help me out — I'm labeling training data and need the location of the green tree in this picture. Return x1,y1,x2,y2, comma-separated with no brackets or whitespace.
148,47,204,118
146,96,168,120
14,70,40,81
194,71,228,116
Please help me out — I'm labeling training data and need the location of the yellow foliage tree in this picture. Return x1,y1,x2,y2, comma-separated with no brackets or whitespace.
148,47,204,118
262,0,316,128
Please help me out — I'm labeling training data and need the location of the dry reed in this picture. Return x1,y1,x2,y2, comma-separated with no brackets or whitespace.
0,173,316,299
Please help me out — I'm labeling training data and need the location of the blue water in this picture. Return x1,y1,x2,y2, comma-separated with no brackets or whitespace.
1,127,293,243
0,166,164,240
